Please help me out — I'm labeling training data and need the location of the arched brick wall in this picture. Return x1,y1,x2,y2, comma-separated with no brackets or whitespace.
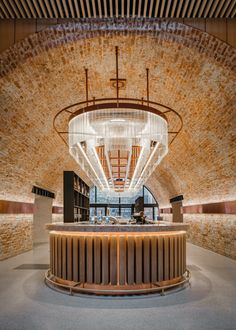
0,18,235,207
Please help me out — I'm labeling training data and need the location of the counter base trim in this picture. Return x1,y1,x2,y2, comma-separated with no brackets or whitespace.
45,269,190,296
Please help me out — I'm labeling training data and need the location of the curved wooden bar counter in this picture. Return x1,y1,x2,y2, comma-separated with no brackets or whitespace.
46,223,189,295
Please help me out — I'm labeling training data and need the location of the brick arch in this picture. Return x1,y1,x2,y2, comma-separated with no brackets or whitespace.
0,18,235,206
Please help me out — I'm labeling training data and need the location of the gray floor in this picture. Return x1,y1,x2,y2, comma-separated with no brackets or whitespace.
0,243,236,330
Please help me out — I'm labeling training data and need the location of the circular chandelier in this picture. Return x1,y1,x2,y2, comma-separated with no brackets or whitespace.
54,47,183,196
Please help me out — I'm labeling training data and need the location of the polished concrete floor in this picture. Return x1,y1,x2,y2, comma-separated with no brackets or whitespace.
0,242,236,330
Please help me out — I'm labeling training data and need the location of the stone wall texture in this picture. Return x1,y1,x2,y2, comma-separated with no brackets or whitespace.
0,215,33,260
184,214,236,259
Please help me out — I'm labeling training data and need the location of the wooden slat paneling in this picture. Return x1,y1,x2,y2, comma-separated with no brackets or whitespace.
67,236,72,281
102,235,109,284
127,236,135,284
72,236,79,281
86,236,93,283
94,236,101,284
119,236,126,285
110,236,117,285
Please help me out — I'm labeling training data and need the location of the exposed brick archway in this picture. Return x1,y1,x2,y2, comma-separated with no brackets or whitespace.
0,18,235,206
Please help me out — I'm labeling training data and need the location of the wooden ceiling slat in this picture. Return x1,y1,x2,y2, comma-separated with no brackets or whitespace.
143,0,148,17
132,0,136,17
126,0,130,17
115,0,118,18
91,0,96,18
203,0,214,18
0,8,4,18
231,4,236,17
103,0,107,17
0,2,10,18
2,0,15,18
209,0,220,17
56,0,64,17
182,0,190,17
198,0,208,17
225,0,235,17
68,0,75,18
148,0,154,18
121,0,124,17
220,0,232,18
31,0,42,18
187,0,195,17
50,0,58,17
61,0,69,18
109,0,113,17
21,0,32,18
80,0,86,17
16,0,26,18
192,0,202,18
74,0,81,18
8,0,21,18
138,0,141,17
25,0,37,18
0,0,234,19
214,0,227,17
176,0,184,18
97,0,102,18
154,0,160,17
160,0,166,18
44,0,53,18
165,0,172,17
37,0,48,18
171,0,178,17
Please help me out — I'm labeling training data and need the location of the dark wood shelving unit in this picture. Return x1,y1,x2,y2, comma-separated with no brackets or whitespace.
63,171,90,223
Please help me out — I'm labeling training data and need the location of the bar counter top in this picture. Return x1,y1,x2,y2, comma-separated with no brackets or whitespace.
46,222,188,232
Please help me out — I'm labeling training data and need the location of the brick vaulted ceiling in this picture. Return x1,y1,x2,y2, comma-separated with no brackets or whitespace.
0,19,235,206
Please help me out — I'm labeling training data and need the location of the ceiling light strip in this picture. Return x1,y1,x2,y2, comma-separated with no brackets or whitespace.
76,143,105,190
134,142,160,189
93,147,110,189
129,147,144,189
